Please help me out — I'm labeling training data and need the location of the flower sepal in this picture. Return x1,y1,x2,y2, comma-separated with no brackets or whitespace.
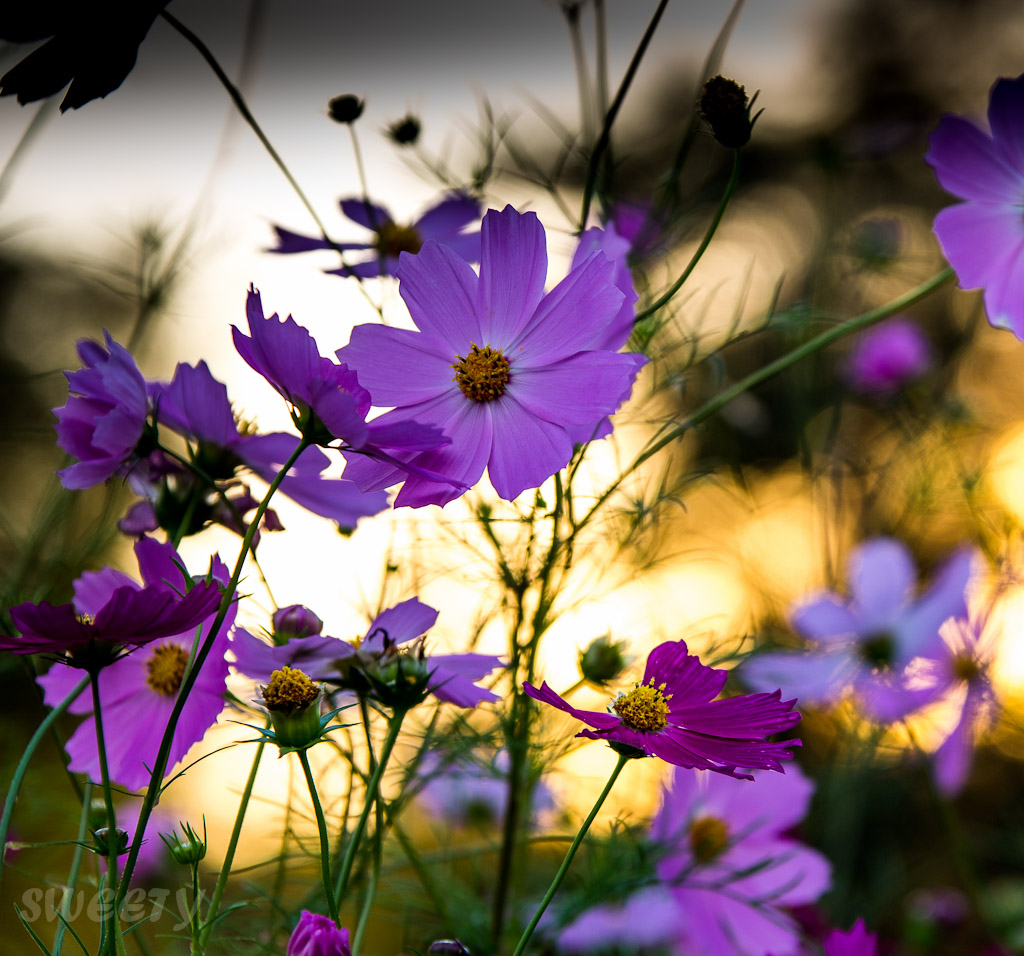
607,740,646,760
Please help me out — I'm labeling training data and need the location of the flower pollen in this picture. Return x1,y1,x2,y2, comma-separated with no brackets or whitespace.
689,815,730,863
263,665,320,714
376,222,423,258
146,644,189,697
612,678,672,732
452,344,511,402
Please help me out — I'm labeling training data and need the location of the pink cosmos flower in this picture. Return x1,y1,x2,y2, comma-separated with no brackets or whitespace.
845,318,932,394
926,73,1024,337
824,920,877,956
336,205,645,506
524,639,801,779
287,912,351,956
37,538,234,790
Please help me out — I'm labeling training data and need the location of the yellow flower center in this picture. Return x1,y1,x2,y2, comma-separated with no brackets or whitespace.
376,222,423,258
611,678,672,732
689,816,730,863
953,654,981,682
262,666,320,714
452,344,511,402
76,613,95,626
146,644,189,697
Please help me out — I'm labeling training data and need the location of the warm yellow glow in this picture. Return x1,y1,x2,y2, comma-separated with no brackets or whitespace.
988,422,1024,522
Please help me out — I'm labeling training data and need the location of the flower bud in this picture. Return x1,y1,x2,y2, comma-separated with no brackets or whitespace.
272,605,324,645
287,911,351,956
579,634,631,685
93,826,130,858
386,113,421,146
328,94,365,124
429,941,471,956
362,640,432,709
161,821,207,866
699,75,759,149
262,666,324,750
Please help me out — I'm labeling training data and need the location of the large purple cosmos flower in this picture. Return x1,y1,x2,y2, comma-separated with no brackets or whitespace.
287,912,351,956
5,542,221,657
926,73,1024,337
336,205,645,506
742,538,973,720
558,763,830,956
845,317,932,395
271,191,481,279
54,331,151,490
524,640,800,779
824,921,877,956
152,359,388,531
232,597,503,709
37,538,234,791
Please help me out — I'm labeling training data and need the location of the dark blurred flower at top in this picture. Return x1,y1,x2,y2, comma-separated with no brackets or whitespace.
287,912,351,956
926,73,1024,339
824,920,877,956
845,317,932,395
0,1,170,111
269,192,481,279
327,93,364,124
699,75,760,149
386,112,421,146
846,216,903,271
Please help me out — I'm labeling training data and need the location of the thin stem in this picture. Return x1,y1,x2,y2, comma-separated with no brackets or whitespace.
299,750,341,926
634,148,740,323
333,710,405,906
564,3,594,144
52,781,92,956
0,673,89,886
350,813,381,955
90,672,123,955
118,437,310,902
509,754,630,956
594,0,609,120
198,738,266,948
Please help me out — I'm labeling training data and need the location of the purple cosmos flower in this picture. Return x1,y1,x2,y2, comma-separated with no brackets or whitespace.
232,597,503,709
742,538,973,720
824,920,877,956
926,74,1024,337
54,331,151,490
558,763,830,956
152,359,389,531
524,640,801,779
271,191,481,279
336,206,646,506
36,538,234,790
845,318,932,394
287,912,351,956
5,543,222,657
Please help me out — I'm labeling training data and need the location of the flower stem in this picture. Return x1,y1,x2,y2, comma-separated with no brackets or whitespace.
90,671,124,955
51,781,92,956
509,753,630,956
299,749,342,927
333,709,405,907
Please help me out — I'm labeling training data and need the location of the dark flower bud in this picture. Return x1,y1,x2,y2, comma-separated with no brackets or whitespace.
429,941,471,956
579,634,631,685
161,821,207,866
93,827,130,857
272,605,324,645
699,75,760,149
328,94,365,124
386,113,421,146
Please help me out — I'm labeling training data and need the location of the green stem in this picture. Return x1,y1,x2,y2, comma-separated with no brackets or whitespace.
118,438,310,903
52,781,92,956
198,738,266,948
634,148,740,323
299,750,341,926
0,673,89,886
90,672,124,956
350,813,381,955
509,754,630,956
333,710,405,906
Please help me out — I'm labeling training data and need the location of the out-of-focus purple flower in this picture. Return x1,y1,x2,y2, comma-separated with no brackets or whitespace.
742,538,973,720
54,331,151,490
5,541,221,658
112,800,179,884
37,538,234,790
824,920,877,956
232,598,504,709
845,318,932,394
152,359,389,532
608,200,666,261
926,74,1024,337
558,887,682,952
336,206,645,506
525,639,800,779
271,191,481,279
287,911,351,956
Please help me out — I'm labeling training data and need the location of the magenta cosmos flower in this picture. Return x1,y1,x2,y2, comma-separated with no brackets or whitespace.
742,538,973,720
233,597,503,709
824,921,877,956
287,912,351,956
5,543,221,657
926,74,1024,337
845,317,932,395
271,191,481,279
37,538,234,790
336,205,645,506
524,639,800,779
54,331,151,490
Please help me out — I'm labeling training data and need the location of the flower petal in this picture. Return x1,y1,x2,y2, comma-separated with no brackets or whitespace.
933,201,1024,291
337,323,453,406
340,198,392,231
848,537,916,628
414,192,481,239
988,74,1024,174
395,241,483,350
926,115,1022,202
523,680,621,730
485,395,574,501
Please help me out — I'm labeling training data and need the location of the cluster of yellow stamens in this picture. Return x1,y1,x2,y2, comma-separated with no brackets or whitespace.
452,344,511,402
689,816,730,863
76,613,95,626
611,678,672,732
146,644,189,696
262,666,320,714
376,222,423,257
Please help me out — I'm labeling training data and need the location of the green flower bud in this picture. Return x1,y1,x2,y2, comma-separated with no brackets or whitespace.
92,826,129,858
161,821,207,866
579,634,631,685
328,94,365,124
